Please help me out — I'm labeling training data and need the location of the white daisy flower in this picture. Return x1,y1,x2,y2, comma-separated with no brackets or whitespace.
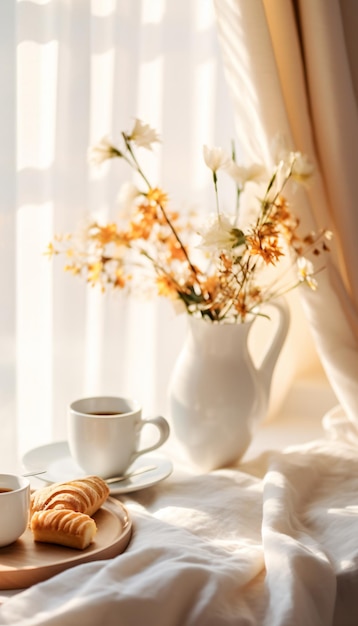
225,160,268,186
88,137,121,166
198,214,244,252
290,152,314,185
129,119,160,150
203,145,231,173
297,257,318,290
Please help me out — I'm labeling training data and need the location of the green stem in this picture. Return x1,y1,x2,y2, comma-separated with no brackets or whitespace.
213,171,221,222
230,140,242,221
158,202,199,279
235,186,241,221
258,160,294,227
121,133,152,188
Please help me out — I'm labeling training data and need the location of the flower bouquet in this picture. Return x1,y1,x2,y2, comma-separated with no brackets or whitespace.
48,119,330,323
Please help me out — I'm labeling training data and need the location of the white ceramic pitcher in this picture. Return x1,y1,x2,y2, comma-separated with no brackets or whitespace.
168,299,289,471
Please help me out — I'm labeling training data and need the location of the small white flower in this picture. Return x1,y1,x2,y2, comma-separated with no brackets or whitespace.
277,150,314,186
290,152,314,185
198,214,242,252
271,133,314,187
129,119,160,150
225,160,268,186
203,145,231,173
88,137,120,166
297,257,318,290
117,182,140,216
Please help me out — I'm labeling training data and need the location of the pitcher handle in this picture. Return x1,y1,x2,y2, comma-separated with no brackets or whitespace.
257,298,290,390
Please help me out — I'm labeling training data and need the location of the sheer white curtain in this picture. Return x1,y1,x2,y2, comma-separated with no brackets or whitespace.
0,0,236,462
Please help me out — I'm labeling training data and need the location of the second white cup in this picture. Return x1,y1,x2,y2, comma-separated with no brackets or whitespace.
68,396,170,478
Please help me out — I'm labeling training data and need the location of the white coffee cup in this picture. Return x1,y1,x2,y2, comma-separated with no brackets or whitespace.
0,474,30,547
68,396,170,478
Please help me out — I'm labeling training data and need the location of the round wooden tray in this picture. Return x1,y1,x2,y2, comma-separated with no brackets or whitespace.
0,497,132,590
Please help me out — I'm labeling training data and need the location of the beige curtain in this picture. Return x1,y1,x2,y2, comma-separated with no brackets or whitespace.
214,0,358,432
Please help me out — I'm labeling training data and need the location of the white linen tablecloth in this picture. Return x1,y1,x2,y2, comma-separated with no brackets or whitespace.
1,428,358,626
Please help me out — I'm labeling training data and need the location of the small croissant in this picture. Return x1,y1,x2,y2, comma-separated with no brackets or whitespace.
30,475,110,518
31,508,97,550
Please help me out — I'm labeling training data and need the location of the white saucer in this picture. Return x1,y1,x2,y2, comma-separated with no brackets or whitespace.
22,441,173,495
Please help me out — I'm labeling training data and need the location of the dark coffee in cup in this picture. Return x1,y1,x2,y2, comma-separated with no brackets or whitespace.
86,411,124,416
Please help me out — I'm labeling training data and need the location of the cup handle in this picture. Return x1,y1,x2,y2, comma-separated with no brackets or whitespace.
133,416,170,460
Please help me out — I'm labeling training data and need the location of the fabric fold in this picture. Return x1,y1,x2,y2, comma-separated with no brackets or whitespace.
261,453,336,626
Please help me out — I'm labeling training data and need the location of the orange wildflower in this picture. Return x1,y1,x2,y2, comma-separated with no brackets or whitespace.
156,275,178,298
219,253,233,272
44,242,56,257
166,237,188,262
87,261,103,284
147,187,168,207
246,234,284,265
90,223,119,246
126,218,153,241
114,268,127,289
64,264,81,275
200,275,222,300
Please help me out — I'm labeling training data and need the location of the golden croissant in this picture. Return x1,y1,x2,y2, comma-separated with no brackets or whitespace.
31,508,97,550
30,475,110,518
